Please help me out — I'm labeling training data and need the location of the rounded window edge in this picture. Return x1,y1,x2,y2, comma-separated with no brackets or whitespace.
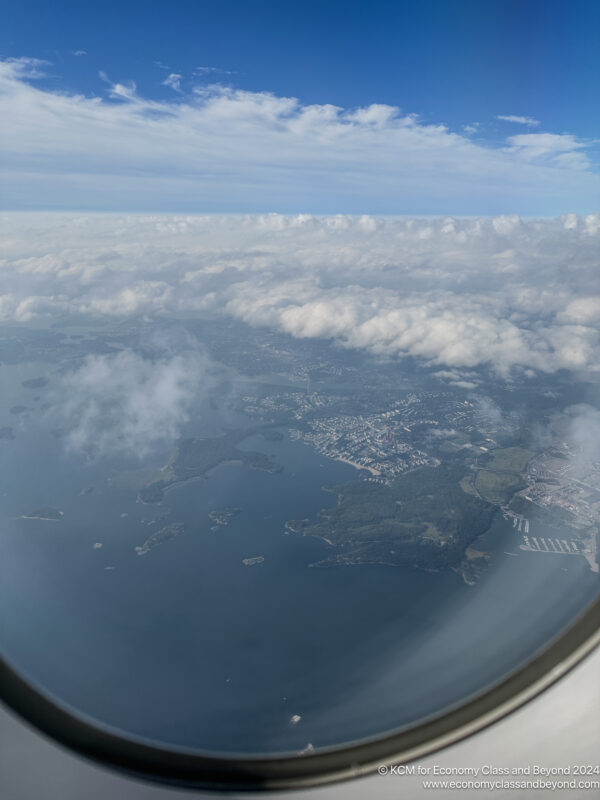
1,596,599,792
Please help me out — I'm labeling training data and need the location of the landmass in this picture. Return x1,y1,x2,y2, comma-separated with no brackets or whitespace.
473,446,533,503
133,374,600,580
242,556,265,566
272,382,600,581
454,544,491,586
288,462,496,572
5,316,600,588
138,430,282,503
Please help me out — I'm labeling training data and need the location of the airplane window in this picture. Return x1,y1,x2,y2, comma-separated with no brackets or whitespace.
1,214,599,789
1,2,599,788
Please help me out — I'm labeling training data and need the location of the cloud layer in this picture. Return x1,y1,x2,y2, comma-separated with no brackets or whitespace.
1,57,598,214
3,213,599,377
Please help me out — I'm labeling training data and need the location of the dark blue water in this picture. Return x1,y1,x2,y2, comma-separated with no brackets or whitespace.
1,405,598,755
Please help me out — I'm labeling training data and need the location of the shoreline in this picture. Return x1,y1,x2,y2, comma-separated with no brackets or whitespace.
335,456,380,476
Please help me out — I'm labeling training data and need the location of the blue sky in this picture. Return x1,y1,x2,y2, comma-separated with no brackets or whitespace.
1,0,598,214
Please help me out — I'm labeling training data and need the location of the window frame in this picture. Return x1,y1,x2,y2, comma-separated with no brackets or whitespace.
1,597,598,791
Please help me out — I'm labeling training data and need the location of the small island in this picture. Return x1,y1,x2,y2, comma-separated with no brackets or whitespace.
209,507,241,530
136,522,185,555
21,507,64,521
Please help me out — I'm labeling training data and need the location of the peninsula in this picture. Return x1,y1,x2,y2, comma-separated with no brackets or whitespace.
287,462,496,572
138,429,281,503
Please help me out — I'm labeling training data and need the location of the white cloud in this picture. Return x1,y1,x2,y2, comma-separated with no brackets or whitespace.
535,404,600,479
497,115,540,126
2,213,599,378
2,56,50,79
505,133,590,170
0,57,598,214
433,369,481,388
563,405,600,477
558,297,600,325
56,349,208,459
73,50,87,57
194,66,235,76
98,69,138,101
450,380,479,390
162,73,182,92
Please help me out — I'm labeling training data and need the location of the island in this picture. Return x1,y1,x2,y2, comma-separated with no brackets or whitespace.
209,507,241,530
138,430,282,504
135,522,185,555
21,507,64,521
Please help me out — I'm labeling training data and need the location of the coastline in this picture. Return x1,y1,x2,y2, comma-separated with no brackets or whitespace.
335,456,380,476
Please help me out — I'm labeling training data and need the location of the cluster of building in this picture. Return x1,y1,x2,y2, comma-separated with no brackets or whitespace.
241,388,487,483
524,444,600,527
291,411,439,483
241,391,338,421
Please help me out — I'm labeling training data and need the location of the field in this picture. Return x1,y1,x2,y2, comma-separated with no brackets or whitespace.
474,447,533,504
484,447,533,473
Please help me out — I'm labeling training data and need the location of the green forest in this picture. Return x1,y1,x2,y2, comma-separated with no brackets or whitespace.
302,462,496,570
